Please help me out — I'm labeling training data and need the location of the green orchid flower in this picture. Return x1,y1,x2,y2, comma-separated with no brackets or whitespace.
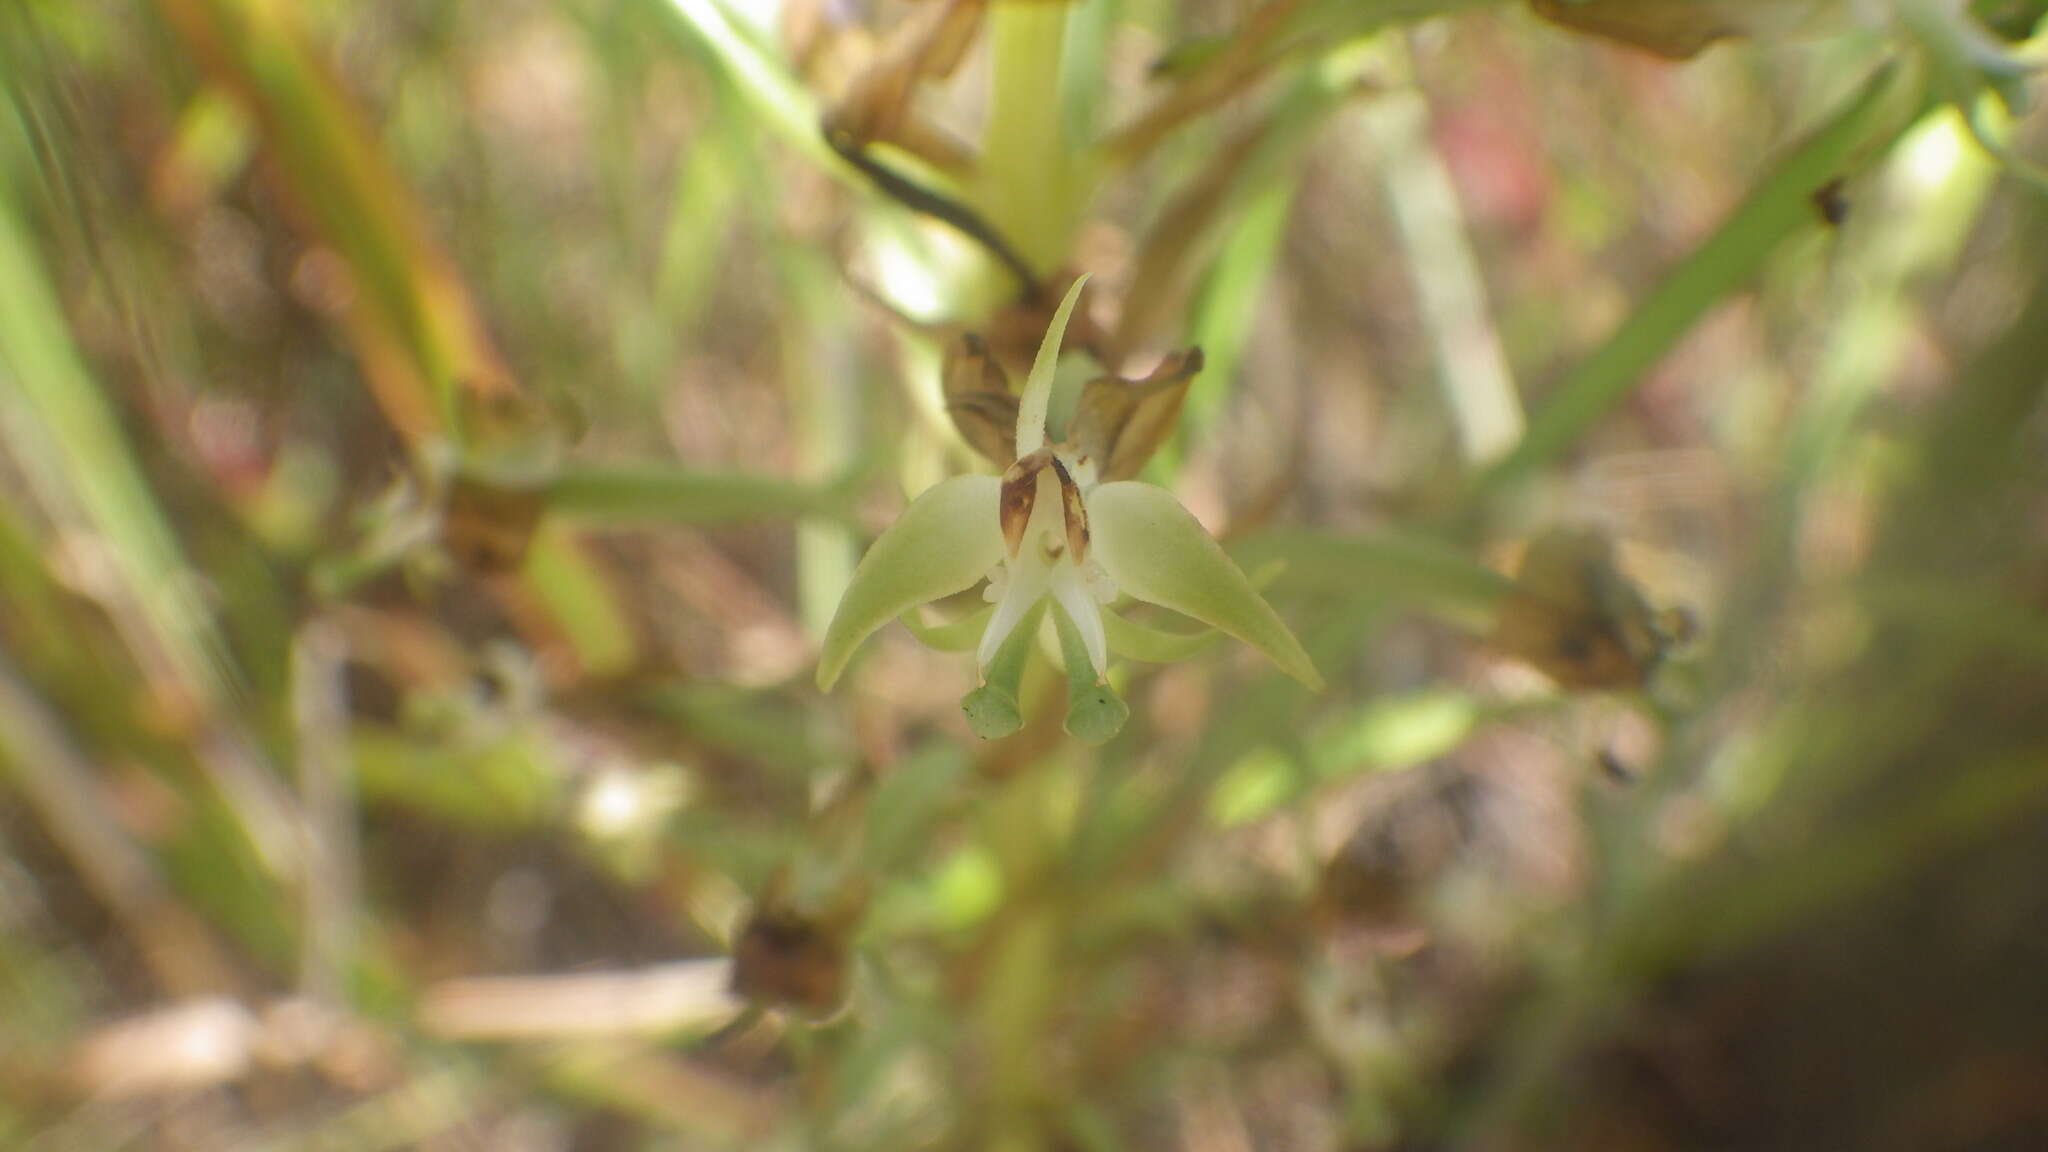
816,278,1321,741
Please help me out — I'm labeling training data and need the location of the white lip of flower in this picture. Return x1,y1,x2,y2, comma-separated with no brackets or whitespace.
816,276,1321,695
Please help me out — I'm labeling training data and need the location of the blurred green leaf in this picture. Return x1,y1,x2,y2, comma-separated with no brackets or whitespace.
1474,61,1928,499
547,463,857,525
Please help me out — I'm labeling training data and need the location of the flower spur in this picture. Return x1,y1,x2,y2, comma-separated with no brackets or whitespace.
816,277,1321,739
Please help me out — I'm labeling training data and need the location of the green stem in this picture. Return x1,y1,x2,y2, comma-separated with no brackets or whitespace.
980,2,1078,280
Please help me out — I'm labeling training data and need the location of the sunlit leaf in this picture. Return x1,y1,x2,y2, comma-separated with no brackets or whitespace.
1474,62,1927,497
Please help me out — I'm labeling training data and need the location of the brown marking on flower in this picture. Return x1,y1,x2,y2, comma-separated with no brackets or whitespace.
1000,450,1049,559
1050,453,1090,564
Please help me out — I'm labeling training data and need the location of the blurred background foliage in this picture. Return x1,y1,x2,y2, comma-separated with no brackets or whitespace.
3,0,2048,1148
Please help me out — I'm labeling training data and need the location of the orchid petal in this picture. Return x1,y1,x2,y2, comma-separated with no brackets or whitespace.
962,601,1042,740
1087,481,1323,690
976,545,1049,671
817,475,1003,689
1050,601,1128,745
1014,275,1089,457
1049,564,1108,678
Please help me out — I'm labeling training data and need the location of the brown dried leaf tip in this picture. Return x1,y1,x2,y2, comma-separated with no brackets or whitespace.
1490,528,1694,691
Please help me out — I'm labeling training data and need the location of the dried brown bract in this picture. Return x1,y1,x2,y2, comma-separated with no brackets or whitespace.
819,0,988,174
940,283,1200,482
1068,348,1203,482
943,333,1021,463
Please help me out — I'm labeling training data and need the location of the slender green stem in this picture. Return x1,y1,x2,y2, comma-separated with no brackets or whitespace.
546,464,854,524
980,2,1080,280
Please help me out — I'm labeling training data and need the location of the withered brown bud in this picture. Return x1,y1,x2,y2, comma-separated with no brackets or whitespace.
730,909,851,1020
1489,528,1689,691
442,473,545,573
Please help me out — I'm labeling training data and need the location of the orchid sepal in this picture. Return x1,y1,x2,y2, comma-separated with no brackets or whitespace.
816,473,1003,690
1102,609,1222,663
1086,481,1323,691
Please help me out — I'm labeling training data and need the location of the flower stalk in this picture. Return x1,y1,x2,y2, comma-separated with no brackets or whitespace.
980,1,1083,279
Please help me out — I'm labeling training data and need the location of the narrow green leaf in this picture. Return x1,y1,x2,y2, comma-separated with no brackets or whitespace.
1473,62,1926,498
660,0,846,176
546,463,853,524
1233,527,1513,627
